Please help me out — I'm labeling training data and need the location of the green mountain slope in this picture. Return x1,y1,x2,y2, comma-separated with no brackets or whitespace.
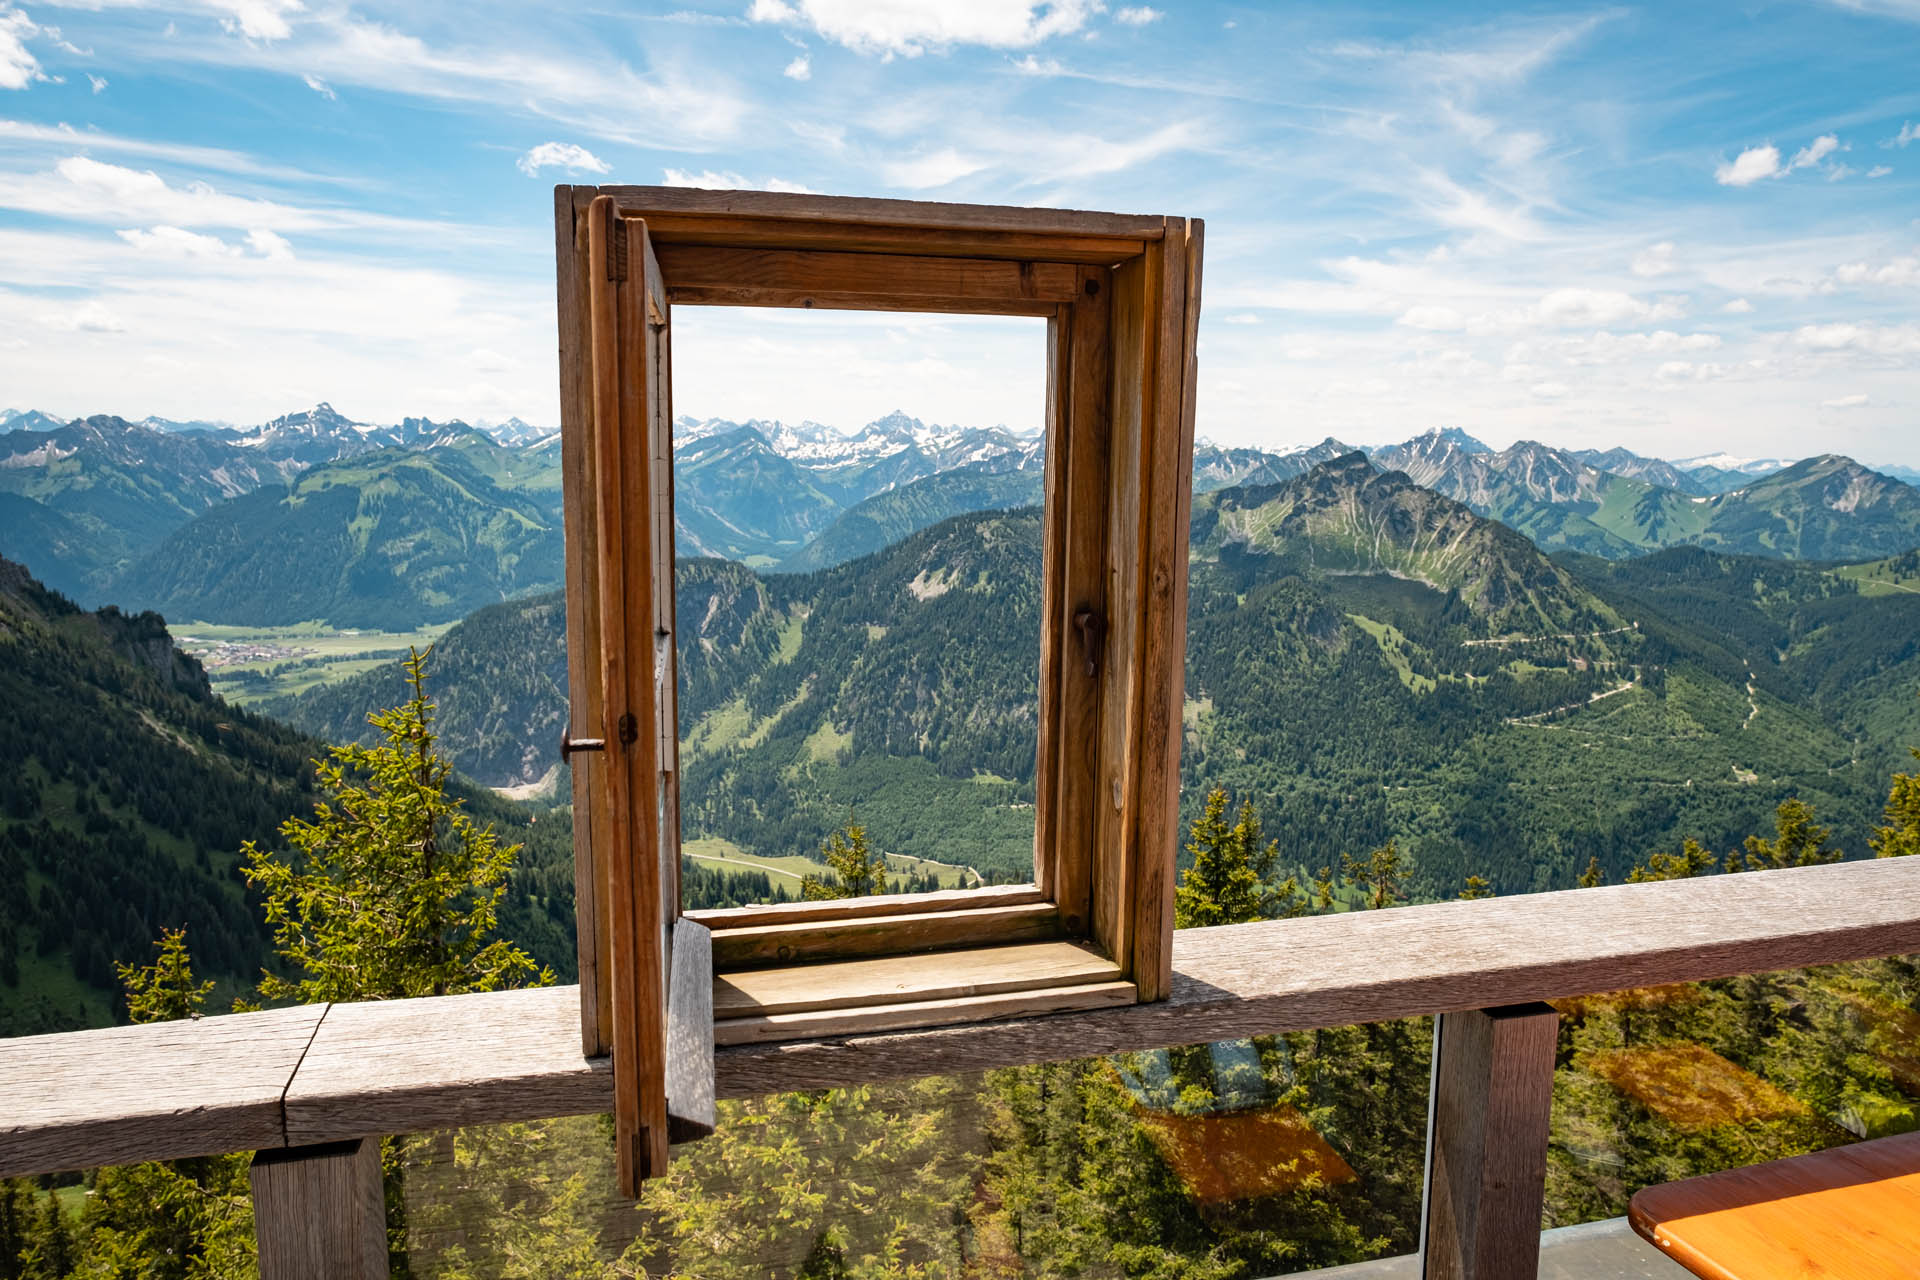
777,466,1045,573
1692,455,1920,560
266,457,1916,905
0,557,581,1035
120,443,565,629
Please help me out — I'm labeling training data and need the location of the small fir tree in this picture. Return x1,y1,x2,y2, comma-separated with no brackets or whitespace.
1578,856,1606,888
117,927,213,1024
1342,840,1404,910
800,820,888,901
1627,837,1719,882
1174,789,1300,928
242,648,548,1003
1729,799,1840,872
1458,875,1494,901
1870,748,1920,859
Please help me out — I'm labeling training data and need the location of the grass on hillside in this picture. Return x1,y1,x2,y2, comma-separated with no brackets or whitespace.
1834,555,1920,598
681,835,975,893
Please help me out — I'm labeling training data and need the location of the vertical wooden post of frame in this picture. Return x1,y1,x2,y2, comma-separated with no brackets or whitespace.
1036,265,1111,938
584,194,671,1193
556,188,612,1057
1090,219,1202,1000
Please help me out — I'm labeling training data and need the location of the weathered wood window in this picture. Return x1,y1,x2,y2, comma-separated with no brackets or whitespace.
555,187,1202,1190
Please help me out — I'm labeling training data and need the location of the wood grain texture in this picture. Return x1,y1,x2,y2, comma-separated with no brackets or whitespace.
665,286,1062,316
714,941,1121,1018
656,244,1080,308
713,981,1138,1047
666,920,714,1145
0,1004,326,1177
281,988,609,1145
16,859,1920,1172
712,858,1920,1096
554,186,611,1058
688,883,1043,931
1091,253,1148,976
1421,1004,1559,1280
1128,219,1199,1002
1630,1130,1920,1280
251,1139,387,1280
1035,268,1112,935
710,902,1061,968
594,186,1166,240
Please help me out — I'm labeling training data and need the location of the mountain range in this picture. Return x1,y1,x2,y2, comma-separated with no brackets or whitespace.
4,404,1920,630
264,452,1920,909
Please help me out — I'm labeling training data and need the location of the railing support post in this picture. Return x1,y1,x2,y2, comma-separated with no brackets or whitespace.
250,1138,389,1280
1419,1002,1559,1280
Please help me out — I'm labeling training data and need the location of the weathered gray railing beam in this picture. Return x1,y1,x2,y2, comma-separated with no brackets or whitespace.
5,857,1920,1180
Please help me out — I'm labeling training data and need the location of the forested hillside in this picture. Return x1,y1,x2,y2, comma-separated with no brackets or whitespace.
0,558,576,1034
267,454,1920,906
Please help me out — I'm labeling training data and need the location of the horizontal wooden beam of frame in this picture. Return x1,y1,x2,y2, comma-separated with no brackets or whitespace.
688,883,1045,932
655,244,1084,316
8,858,1920,1176
590,186,1168,241
707,902,1062,968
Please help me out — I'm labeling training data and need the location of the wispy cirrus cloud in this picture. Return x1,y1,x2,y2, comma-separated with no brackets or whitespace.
747,0,1102,58
516,140,607,177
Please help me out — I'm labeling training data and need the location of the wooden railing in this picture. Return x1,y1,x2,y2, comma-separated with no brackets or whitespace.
7,856,1920,1279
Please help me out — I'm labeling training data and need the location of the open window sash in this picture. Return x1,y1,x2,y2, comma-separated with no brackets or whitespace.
583,194,701,1194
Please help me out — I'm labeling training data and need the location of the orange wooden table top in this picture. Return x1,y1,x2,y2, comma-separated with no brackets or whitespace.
1629,1130,1920,1280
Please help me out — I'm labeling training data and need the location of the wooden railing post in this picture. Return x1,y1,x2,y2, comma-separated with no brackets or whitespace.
250,1138,388,1280
1419,1002,1559,1280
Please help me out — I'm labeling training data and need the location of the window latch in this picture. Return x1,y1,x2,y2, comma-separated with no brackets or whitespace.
559,733,605,763
1073,606,1107,679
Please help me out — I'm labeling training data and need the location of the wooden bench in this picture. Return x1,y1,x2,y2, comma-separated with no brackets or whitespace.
1630,1130,1920,1280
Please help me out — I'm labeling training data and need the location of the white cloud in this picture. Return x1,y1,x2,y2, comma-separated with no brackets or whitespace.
1868,164,1893,177
881,146,987,189
1529,287,1685,328
87,73,107,93
1631,241,1676,278
1789,134,1840,170
1722,297,1754,314
10,155,310,228
783,53,810,79
41,300,125,332
1716,144,1781,187
1222,313,1259,325
1011,53,1062,74
1832,255,1920,287
116,224,241,257
246,227,292,259
302,72,333,99
661,168,814,193
1822,393,1870,408
1397,305,1465,331
209,0,305,41
748,0,1103,57
1115,6,1163,24
1884,121,1920,148
516,141,609,177
0,7,46,90
1793,321,1920,357
1530,380,1568,399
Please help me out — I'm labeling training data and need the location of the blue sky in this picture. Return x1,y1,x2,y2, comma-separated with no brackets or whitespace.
0,1,1917,463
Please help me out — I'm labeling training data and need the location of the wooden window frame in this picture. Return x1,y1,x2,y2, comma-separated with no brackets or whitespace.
554,186,1202,1185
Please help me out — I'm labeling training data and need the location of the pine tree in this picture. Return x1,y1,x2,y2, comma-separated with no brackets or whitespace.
1870,748,1920,859
1342,841,1404,910
1578,856,1605,888
1728,799,1839,872
1627,838,1720,882
1174,789,1300,928
1458,875,1493,901
242,648,548,1003
800,820,887,901
116,928,213,1024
